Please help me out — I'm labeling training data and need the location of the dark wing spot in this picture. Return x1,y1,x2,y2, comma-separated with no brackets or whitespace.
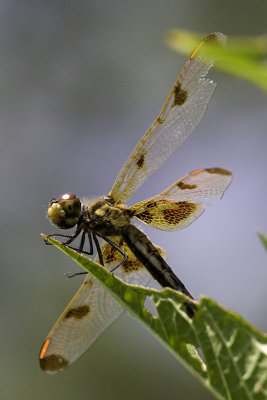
122,259,144,273
145,201,157,209
177,182,197,190
135,210,153,224
136,154,145,168
156,116,164,124
65,305,90,320
163,202,197,225
107,243,117,256
118,238,124,247
39,354,69,372
172,82,187,106
206,33,220,43
102,239,125,264
206,168,232,176
104,245,117,264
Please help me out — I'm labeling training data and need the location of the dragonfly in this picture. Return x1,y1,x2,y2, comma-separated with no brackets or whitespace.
40,32,232,374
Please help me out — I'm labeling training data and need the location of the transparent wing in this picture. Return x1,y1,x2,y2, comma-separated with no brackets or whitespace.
39,239,167,374
130,168,232,231
109,33,226,205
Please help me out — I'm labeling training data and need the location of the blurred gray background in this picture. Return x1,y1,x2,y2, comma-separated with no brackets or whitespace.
0,1,266,399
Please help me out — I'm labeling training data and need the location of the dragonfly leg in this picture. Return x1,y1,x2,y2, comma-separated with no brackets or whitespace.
68,232,94,257
88,233,93,254
65,234,103,279
45,224,83,246
64,233,94,278
100,234,128,272
93,234,104,266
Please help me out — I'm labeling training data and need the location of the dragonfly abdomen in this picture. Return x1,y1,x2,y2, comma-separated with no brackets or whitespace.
122,224,194,300
122,224,196,317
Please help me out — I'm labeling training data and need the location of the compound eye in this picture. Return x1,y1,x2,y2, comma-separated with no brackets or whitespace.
47,193,81,229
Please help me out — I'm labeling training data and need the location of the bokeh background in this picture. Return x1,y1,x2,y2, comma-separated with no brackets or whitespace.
0,1,266,399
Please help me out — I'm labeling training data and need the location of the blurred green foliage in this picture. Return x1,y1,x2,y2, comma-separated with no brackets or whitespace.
258,232,267,251
165,29,267,92
45,235,267,400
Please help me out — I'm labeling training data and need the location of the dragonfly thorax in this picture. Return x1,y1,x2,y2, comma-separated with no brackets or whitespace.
81,197,133,236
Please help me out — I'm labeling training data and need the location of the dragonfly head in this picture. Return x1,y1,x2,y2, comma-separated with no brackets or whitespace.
47,193,81,229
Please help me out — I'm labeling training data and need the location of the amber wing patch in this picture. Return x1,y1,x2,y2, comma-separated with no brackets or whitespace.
132,198,204,231
134,209,153,224
162,201,198,224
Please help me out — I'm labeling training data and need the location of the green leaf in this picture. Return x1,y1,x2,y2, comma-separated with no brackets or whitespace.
42,234,267,400
165,29,267,92
258,232,267,252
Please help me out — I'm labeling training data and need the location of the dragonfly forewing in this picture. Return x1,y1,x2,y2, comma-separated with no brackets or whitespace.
40,239,166,373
